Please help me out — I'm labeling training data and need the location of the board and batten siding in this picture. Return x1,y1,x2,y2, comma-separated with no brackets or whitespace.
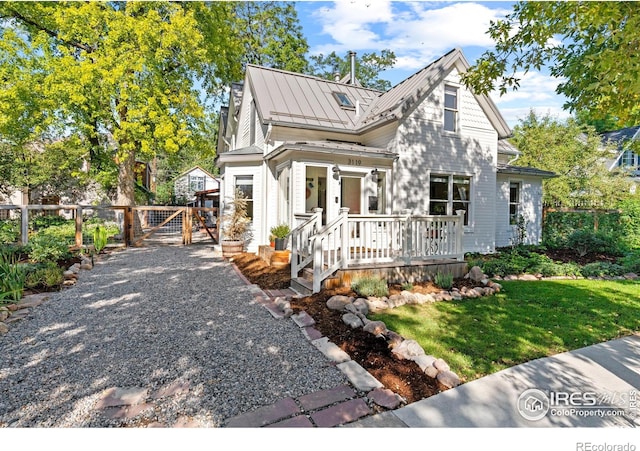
393,68,499,253
495,174,544,248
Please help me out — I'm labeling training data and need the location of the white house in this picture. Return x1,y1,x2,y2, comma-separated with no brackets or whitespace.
173,166,219,206
216,48,554,292
600,125,640,192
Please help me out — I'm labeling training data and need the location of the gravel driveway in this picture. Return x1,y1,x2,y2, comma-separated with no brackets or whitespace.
0,245,348,427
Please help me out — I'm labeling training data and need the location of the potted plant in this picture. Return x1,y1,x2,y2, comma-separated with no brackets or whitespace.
220,188,251,257
270,223,290,251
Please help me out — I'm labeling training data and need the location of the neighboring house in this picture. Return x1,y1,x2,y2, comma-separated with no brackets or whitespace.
600,125,640,189
216,48,554,291
174,166,219,206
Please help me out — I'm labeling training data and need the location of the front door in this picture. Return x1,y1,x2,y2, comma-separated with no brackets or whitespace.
340,176,361,214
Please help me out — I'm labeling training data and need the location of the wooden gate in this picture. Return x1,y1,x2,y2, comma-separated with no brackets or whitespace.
123,206,218,246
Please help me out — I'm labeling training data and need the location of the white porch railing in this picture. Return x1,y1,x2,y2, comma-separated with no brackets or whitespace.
291,209,465,293
291,208,323,279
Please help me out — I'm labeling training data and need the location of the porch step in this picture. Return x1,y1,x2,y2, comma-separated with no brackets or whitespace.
291,277,313,296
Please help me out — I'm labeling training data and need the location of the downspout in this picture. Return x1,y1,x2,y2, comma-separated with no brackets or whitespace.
507,153,520,165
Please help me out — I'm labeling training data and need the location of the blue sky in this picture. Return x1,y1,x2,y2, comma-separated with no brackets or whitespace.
294,1,570,128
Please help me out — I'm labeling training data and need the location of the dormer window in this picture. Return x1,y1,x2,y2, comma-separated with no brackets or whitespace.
333,91,355,109
444,85,458,132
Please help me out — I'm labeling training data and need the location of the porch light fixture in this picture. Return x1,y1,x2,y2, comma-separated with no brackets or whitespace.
371,168,380,183
332,165,341,179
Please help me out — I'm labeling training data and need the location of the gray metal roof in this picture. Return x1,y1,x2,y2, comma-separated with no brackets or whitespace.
497,164,556,178
245,49,511,139
246,65,381,132
498,139,520,155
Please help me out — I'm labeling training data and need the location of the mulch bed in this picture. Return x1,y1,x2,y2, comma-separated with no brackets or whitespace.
229,252,441,404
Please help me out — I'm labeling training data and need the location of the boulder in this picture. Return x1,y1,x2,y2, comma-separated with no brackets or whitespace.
414,292,435,304
384,331,404,349
364,297,389,312
466,266,485,283
326,295,353,311
363,320,387,336
437,370,461,390
0,322,8,334
424,365,439,378
386,294,407,309
401,291,419,304
624,273,639,280
519,274,538,281
412,354,437,372
391,339,425,360
368,388,404,410
342,313,364,329
352,298,369,316
433,358,450,372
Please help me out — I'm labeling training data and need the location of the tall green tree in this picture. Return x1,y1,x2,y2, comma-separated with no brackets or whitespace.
462,2,640,127
232,1,309,73
310,49,396,91
511,111,632,207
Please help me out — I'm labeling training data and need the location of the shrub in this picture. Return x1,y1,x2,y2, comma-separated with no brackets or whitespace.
580,262,626,278
566,230,623,257
29,214,69,231
434,271,453,290
0,255,25,303
618,197,640,249
0,219,20,244
25,262,64,290
401,282,414,291
28,235,72,263
352,277,389,297
0,243,30,262
618,250,640,274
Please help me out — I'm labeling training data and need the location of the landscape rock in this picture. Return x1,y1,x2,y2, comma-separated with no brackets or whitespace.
413,292,434,304
0,311,8,322
363,321,387,336
391,339,425,360
400,291,419,304
519,274,539,281
342,313,364,329
384,331,404,349
364,297,389,312
368,388,404,410
624,273,638,280
352,298,369,316
424,365,439,378
80,263,93,271
63,270,76,280
326,295,353,311
0,322,8,334
437,370,462,390
412,354,437,372
386,294,407,309
466,266,485,282
433,358,450,372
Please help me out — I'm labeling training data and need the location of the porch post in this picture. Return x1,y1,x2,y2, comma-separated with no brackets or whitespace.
75,205,83,249
339,207,349,266
20,206,28,245
401,209,411,264
455,209,465,261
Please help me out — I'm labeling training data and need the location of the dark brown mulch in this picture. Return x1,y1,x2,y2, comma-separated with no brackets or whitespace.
229,252,441,404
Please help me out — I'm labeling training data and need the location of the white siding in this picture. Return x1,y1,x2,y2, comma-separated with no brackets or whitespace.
495,174,544,247
220,163,262,252
393,68,498,253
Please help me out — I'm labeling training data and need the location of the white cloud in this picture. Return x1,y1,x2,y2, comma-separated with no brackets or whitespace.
500,106,572,128
309,1,510,69
491,71,566,105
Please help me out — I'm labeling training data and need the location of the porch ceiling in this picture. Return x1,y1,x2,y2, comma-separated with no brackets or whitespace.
265,140,398,161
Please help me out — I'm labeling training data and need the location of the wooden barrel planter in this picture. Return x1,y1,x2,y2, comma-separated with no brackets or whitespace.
221,240,244,258
270,250,290,268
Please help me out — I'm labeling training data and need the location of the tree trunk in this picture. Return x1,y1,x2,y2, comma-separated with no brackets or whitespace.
116,150,136,206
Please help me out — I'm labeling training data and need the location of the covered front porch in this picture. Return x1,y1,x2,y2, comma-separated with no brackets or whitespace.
290,207,467,294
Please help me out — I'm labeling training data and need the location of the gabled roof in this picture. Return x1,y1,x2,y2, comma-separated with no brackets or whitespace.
175,165,217,181
600,125,640,150
357,48,511,137
244,48,512,138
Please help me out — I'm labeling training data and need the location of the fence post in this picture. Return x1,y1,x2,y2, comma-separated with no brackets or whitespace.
20,206,28,245
75,205,83,249
124,207,134,246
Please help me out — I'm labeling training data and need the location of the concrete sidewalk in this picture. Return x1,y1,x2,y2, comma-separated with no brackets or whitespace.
345,334,640,428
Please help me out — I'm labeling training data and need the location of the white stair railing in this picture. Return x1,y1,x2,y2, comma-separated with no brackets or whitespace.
290,208,323,280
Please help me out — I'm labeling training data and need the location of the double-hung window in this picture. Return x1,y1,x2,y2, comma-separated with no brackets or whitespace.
429,174,470,225
509,182,521,225
444,85,458,132
235,175,254,220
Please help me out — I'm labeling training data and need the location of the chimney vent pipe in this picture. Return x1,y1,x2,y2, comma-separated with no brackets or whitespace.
349,51,356,85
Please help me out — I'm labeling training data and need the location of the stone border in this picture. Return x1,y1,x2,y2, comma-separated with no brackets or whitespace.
0,255,95,335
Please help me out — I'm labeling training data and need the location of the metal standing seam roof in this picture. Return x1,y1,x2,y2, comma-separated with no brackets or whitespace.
600,125,640,149
246,64,381,132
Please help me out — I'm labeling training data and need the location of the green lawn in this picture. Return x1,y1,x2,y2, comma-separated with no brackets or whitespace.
371,279,640,382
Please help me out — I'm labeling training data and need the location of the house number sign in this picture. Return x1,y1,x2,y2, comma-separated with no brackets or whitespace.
347,158,362,166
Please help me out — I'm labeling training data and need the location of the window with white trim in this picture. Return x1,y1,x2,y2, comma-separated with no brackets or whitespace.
235,175,254,220
509,182,521,225
429,174,470,225
189,175,205,192
444,85,458,132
